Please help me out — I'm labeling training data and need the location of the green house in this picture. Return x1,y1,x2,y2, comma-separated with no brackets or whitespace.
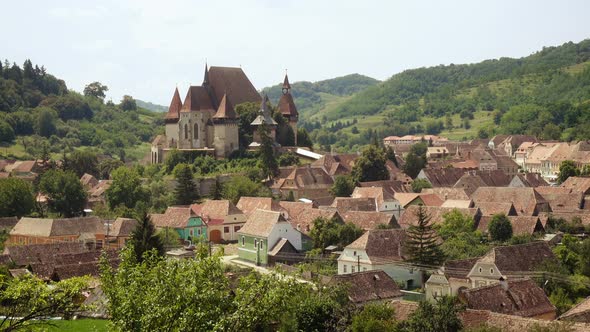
237,209,303,266
151,206,207,242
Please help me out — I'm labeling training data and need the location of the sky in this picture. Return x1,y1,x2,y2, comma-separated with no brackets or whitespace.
1,0,589,106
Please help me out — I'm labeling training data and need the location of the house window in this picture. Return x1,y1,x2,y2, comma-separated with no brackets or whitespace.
190,229,194,236
234,226,241,232
352,266,355,273
224,226,230,233
197,229,201,235
254,239,258,248
259,241,263,249
343,265,347,273
353,251,357,256
241,236,245,246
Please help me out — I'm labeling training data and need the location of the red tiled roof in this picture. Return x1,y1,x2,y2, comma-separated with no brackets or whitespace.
213,93,238,119
207,66,262,107
165,87,183,121
278,93,298,117
330,270,403,303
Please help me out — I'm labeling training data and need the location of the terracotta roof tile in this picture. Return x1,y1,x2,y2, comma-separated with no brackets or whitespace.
478,241,557,274
10,217,103,237
398,206,480,229
340,211,396,230
207,66,262,107
461,278,555,318
330,270,403,303
165,87,183,121
471,187,549,216
181,86,215,112
331,197,377,213
238,209,286,237
278,92,298,117
150,206,193,229
213,93,238,119
560,296,590,322
346,229,406,263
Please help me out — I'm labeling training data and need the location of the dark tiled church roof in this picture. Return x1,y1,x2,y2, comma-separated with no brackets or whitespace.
278,93,298,117
207,66,262,108
182,86,215,112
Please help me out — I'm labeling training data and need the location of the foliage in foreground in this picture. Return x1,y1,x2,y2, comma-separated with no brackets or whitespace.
0,274,89,332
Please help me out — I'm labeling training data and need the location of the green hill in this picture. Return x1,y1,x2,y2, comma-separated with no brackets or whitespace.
136,99,167,113
0,59,162,161
295,39,590,152
262,73,379,117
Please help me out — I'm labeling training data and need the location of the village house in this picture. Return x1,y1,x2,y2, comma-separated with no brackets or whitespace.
425,241,557,300
561,176,590,196
7,216,104,246
339,210,398,230
394,193,444,209
474,202,517,216
270,165,334,203
397,205,481,229
495,135,538,157
421,187,470,201
391,300,590,332
383,135,448,147
416,168,466,187
329,197,377,213
476,215,546,236
150,206,207,242
191,200,246,243
470,187,550,216
426,146,449,159
329,270,404,305
3,160,41,181
237,209,303,266
560,297,590,323
100,217,138,249
337,229,421,289
509,173,548,187
460,278,556,320
352,186,403,214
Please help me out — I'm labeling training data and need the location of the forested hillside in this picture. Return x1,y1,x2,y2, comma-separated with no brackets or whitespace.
262,73,379,116
300,39,590,152
0,59,162,161
136,99,167,113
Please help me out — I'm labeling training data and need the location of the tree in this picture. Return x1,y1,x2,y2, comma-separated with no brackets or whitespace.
210,178,224,200
297,128,313,149
35,107,57,137
99,246,333,331
119,95,137,111
411,178,432,193
106,166,147,209
39,169,87,217
131,213,164,262
0,274,89,331
309,217,341,249
405,206,445,266
488,214,513,242
401,296,464,332
221,176,271,204
257,123,278,179
435,210,490,260
157,227,181,247
0,178,35,217
173,163,198,205
67,150,99,177
330,175,355,197
351,302,398,332
277,151,300,166
403,143,427,178
557,160,580,184
351,145,390,183
385,146,398,167
0,120,15,142
83,81,108,100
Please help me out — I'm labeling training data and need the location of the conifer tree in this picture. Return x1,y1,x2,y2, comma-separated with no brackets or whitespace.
405,205,445,267
173,163,198,205
131,212,164,262
211,178,223,200
258,122,278,179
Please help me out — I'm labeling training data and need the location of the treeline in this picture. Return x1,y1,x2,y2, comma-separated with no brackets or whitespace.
0,59,161,161
262,73,380,115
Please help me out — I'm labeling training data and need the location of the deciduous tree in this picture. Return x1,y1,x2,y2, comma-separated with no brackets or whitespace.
488,213,513,242
330,175,355,197
351,145,390,183
106,166,147,209
39,169,87,217
0,178,35,217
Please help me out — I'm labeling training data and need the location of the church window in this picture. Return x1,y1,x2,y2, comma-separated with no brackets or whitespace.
193,123,198,139
184,124,188,139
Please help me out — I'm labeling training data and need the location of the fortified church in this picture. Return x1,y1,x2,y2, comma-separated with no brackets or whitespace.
151,65,298,163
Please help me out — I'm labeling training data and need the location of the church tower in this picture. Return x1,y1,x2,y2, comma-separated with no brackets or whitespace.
277,73,298,145
212,93,239,158
251,95,278,145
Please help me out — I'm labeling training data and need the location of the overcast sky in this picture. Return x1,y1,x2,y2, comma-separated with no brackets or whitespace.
1,0,589,105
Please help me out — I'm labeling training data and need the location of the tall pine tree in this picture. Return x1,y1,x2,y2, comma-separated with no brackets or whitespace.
405,205,445,266
131,213,164,262
173,163,198,205
258,122,278,179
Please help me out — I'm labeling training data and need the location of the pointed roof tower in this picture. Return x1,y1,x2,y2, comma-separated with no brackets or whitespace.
213,93,237,120
251,94,277,126
165,87,183,122
282,73,291,93
203,62,210,86
278,73,298,118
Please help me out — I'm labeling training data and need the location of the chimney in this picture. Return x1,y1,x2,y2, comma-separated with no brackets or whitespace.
499,277,508,291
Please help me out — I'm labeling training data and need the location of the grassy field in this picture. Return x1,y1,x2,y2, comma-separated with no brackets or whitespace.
29,319,109,331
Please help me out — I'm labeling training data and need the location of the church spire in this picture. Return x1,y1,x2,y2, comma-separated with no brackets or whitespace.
165,87,183,122
282,71,291,94
203,62,209,86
